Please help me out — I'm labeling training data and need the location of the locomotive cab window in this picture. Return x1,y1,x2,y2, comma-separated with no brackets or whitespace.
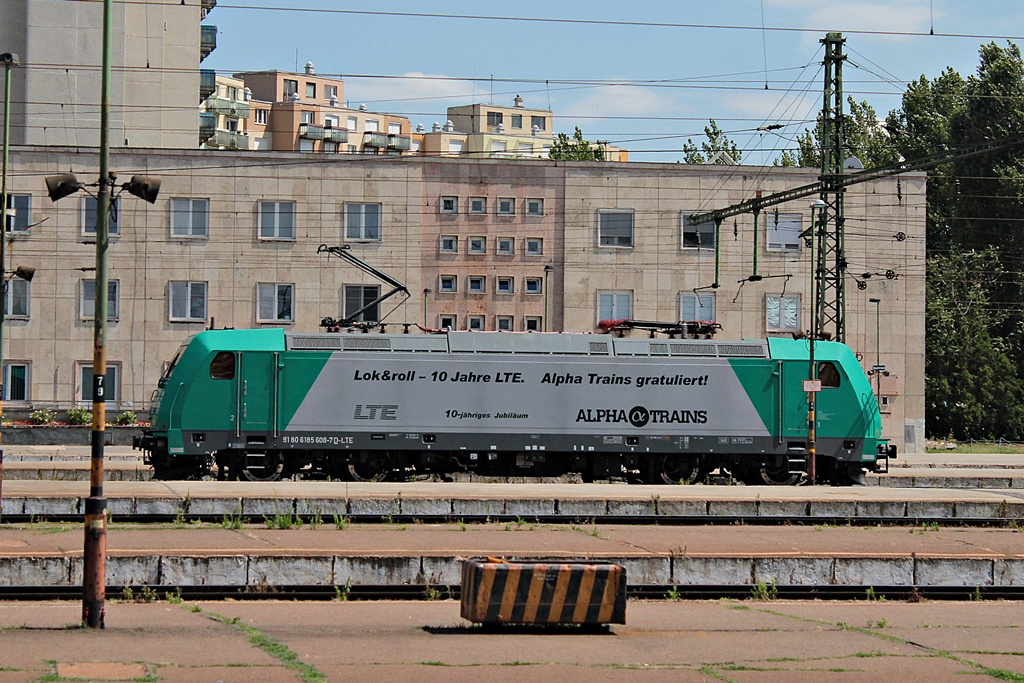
210,351,236,380
818,361,840,388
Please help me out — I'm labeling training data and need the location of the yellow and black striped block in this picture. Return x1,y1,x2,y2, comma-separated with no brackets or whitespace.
461,558,626,625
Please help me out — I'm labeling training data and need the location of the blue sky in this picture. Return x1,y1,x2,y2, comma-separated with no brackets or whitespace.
204,1,1024,163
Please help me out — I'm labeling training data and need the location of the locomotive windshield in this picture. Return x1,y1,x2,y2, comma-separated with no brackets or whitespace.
158,343,189,387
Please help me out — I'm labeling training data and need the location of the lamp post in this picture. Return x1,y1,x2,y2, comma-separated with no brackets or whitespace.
543,264,554,332
1,52,19,441
807,198,827,484
869,297,881,408
422,288,430,328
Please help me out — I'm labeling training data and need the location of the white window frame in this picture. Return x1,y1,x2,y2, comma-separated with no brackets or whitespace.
301,110,315,124
364,119,379,132
496,277,514,294
525,238,543,256
468,236,486,254
324,84,338,101
259,200,296,240
169,281,208,322
439,275,457,293
439,235,458,253
439,314,456,330
82,196,120,236
254,109,268,125
170,198,209,238
468,315,485,331
324,115,340,129
344,203,382,241
526,198,544,216
599,210,634,248
467,276,486,294
2,362,29,402
469,197,487,214
440,196,458,214
496,316,514,331
448,139,464,154
496,237,515,255
766,212,803,252
597,290,632,323
682,213,715,250
524,278,542,295
765,293,801,333
4,278,29,319
497,198,516,216
525,316,542,331
80,279,119,321
256,283,295,323
347,116,358,132
77,361,119,408
388,121,402,135
5,194,31,234
680,292,716,322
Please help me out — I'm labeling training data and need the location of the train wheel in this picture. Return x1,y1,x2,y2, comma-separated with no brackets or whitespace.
753,461,802,486
650,454,702,485
242,451,285,482
347,452,395,482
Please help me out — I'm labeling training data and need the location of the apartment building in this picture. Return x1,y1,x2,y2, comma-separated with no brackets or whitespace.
1,147,925,451
200,75,252,150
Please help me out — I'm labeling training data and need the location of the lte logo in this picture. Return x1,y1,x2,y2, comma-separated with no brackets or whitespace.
354,404,398,420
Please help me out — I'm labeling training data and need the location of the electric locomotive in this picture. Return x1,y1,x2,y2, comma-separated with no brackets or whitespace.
133,328,894,485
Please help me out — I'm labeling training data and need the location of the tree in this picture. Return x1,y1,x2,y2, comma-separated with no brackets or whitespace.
549,127,605,161
683,119,742,164
778,97,898,169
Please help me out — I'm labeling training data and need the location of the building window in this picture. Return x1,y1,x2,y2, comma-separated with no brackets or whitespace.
283,79,298,97
511,114,523,129
599,210,634,248
257,283,294,323
347,145,358,154
531,115,546,131
767,212,803,252
83,196,120,236
497,198,515,216
468,315,485,330
439,314,456,330
254,109,268,125
468,276,486,293
469,197,487,214
3,363,28,401
491,140,508,154
324,115,339,129
388,121,402,135
80,279,119,320
496,316,514,331
765,294,800,333
468,236,486,254
525,316,542,331
169,281,208,322
487,111,503,128
4,279,29,319
597,290,632,323
364,119,379,132
170,198,209,238
305,82,316,98
259,201,296,240
299,139,315,152
524,278,542,295
325,84,338,101
525,238,543,255
345,203,382,241
439,235,458,253
448,139,464,154
301,110,315,124
682,214,715,250
526,198,544,216
496,237,514,255
680,292,716,322
439,275,457,293
345,284,380,323
347,116,358,131
440,196,458,214
78,362,118,406
5,194,31,233
518,142,533,155
496,277,514,294
323,141,339,153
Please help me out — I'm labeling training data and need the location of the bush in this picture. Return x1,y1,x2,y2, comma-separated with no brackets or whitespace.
29,408,57,425
115,410,137,426
66,407,92,425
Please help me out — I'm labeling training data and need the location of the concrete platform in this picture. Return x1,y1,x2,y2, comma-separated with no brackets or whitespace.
0,523,1021,590
4,600,1022,681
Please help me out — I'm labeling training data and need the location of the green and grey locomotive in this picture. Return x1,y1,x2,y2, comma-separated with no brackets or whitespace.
133,328,894,485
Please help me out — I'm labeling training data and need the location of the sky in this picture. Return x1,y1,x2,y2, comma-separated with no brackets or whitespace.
203,1,1024,163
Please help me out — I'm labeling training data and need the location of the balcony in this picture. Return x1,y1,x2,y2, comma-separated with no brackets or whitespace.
363,132,388,148
201,0,216,19
325,128,348,144
213,130,249,150
199,69,216,102
199,113,217,144
206,96,250,118
299,123,325,141
387,134,411,151
200,25,217,61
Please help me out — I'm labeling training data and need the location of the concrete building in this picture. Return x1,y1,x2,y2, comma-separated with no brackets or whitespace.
1,147,925,452
200,74,251,150
0,0,211,149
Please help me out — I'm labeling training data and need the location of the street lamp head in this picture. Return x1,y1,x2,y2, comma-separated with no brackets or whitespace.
123,175,160,204
44,173,84,202
811,199,826,210
544,264,554,272
0,53,18,65
869,298,881,303
12,266,34,282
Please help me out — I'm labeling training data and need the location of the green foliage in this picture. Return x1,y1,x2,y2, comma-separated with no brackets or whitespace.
28,408,56,425
66,407,92,425
683,119,742,164
750,579,778,600
548,126,605,161
779,97,898,169
115,410,137,425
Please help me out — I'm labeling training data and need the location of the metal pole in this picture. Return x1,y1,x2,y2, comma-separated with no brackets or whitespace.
0,54,18,504
83,0,112,629
870,297,881,408
544,265,553,331
807,200,826,484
